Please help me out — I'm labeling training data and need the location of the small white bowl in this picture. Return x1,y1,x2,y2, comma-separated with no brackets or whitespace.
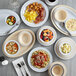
28,47,53,72
37,26,57,46
59,42,72,56
5,15,17,26
45,0,58,6
54,9,67,22
4,40,20,57
18,31,32,46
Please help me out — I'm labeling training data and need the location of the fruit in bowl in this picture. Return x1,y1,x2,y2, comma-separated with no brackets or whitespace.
37,26,57,46
6,16,16,26
40,29,53,42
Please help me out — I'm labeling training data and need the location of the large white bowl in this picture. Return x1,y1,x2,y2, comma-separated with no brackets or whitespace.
20,0,49,27
28,47,53,72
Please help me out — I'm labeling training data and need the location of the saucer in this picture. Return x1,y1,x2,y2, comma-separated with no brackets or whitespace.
54,37,76,60
48,62,67,76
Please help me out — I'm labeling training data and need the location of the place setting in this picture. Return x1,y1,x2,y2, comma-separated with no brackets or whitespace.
0,0,76,76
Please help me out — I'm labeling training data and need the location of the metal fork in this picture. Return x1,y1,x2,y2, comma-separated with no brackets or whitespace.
17,63,24,76
20,61,29,76
3,21,21,35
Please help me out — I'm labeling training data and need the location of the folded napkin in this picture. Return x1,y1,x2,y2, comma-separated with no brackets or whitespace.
12,57,31,76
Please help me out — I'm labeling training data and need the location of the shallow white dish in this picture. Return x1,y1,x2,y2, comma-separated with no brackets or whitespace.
0,9,20,36
51,5,76,36
20,0,49,27
28,47,53,72
37,26,57,46
54,37,76,60
4,40,20,57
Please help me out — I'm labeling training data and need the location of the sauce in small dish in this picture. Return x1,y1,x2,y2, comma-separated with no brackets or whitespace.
37,26,57,46
40,29,53,42
45,0,58,6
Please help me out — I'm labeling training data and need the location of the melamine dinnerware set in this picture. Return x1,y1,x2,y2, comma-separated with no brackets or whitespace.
0,0,76,76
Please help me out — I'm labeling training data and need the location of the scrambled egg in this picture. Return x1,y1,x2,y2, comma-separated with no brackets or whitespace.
24,10,38,23
61,43,71,54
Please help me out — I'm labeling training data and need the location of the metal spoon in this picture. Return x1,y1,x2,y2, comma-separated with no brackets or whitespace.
60,22,72,36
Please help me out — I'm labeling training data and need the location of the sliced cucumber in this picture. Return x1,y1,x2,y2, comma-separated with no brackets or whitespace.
9,22,13,25
7,19,11,21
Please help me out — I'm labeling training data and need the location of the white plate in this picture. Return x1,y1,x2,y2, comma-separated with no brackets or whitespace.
20,0,49,27
0,9,20,36
51,5,76,36
54,37,76,60
28,47,53,72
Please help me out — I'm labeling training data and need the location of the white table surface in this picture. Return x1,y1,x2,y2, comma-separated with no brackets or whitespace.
0,0,76,76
